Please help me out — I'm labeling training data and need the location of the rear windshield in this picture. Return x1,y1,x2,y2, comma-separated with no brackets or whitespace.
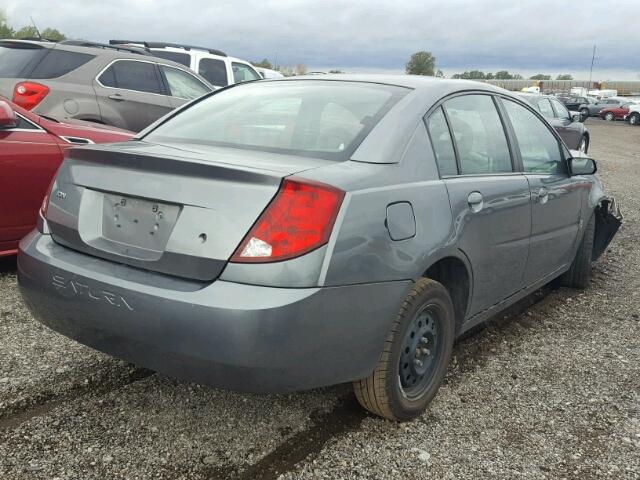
144,80,408,160
0,42,48,78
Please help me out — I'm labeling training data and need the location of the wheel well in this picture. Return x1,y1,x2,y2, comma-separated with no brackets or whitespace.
424,257,470,331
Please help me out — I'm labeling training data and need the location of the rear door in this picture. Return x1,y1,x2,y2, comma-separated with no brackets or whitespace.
0,114,62,250
500,98,587,285
429,94,532,316
93,59,172,132
197,57,229,88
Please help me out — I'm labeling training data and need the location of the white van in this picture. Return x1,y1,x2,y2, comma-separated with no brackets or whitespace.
109,40,261,88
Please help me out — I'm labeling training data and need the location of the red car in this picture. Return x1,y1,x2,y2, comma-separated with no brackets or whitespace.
0,99,133,256
599,103,633,121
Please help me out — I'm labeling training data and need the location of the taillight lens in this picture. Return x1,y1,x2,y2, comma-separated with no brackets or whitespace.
13,82,49,110
231,177,344,263
40,179,55,218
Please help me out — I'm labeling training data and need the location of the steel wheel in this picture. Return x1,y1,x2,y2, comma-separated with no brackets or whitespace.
398,305,442,399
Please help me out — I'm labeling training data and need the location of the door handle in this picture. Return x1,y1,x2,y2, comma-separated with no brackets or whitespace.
538,187,549,204
108,94,124,101
467,191,484,212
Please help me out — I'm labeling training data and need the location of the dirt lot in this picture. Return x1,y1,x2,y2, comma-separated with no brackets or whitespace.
1,119,638,480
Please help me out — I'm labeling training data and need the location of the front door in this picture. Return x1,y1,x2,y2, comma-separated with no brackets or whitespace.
433,94,532,316
500,98,587,285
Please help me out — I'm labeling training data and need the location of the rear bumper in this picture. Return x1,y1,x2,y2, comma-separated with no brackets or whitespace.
18,232,411,393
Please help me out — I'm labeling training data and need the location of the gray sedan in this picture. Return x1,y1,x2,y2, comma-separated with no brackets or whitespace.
18,76,621,421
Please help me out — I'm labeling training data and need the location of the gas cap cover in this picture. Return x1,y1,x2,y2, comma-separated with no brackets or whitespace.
386,202,416,241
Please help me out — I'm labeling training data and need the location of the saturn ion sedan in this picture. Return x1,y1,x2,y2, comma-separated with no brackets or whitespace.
18,76,621,421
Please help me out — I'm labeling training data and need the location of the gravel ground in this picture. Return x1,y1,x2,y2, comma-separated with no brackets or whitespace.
0,119,638,480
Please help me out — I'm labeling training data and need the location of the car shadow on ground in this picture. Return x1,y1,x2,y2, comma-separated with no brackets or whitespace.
0,256,17,274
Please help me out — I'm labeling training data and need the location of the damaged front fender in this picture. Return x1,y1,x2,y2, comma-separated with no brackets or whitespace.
593,197,622,260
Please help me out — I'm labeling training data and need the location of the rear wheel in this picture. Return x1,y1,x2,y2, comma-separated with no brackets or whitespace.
560,215,595,289
604,112,615,121
629,113,640,126
353,278,455,421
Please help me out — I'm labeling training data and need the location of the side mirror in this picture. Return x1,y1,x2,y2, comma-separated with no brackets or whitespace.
569,157,597,176
0,100,18,129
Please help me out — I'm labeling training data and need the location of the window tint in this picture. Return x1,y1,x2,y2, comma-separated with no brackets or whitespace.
0,43,47,78
99,61,163,94
503,99,563,174
426,107,457,176
30,50,95,79
152,50,190,67
551,99,570,119
443,95,512,174
199,58,228,86
145,80,407,161
537,99,554,118
161,66,211,100
232,62,261,83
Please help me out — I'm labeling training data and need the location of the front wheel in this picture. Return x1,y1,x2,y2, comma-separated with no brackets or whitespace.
604,112,615,121
353,278,455,421
560,215,595,289
580,108,589,119
629,113,640,126
578,136,589,153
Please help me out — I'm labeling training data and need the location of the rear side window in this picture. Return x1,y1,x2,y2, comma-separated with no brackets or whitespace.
98,61,163,94
30,50,95,79
537,99,554,118
443,95,512,175
503,99,563,174
199,58,228,87
426,107,457,176
232,62,261,83
0,43,47,78
152,50,190,67
160,66,211,100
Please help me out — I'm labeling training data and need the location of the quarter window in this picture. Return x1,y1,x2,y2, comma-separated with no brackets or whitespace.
199,58,228,87
30,50,95,79
160,66,211,100
98,61,163,94
426,107,457,176
502,99,563,174
537,99,554,118
443,95,512,175
232,62,261,83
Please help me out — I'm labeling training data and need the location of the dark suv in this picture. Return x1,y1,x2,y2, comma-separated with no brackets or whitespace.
0,40,213,132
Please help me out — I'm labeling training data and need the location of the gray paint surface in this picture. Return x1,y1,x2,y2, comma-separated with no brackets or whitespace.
18,75,617,392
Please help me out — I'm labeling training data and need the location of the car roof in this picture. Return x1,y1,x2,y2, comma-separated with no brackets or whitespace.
0,39,198,72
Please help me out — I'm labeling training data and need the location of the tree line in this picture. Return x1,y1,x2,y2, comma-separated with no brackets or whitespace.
405,50,573,80
0,10,66,41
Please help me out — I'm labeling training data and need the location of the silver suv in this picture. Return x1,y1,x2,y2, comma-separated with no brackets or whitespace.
0,40,213,132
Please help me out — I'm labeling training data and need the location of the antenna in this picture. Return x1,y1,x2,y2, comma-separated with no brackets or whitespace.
29,16,42,40
588,44,596,87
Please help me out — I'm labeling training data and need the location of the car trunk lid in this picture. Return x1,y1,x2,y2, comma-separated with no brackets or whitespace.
46,141,329,281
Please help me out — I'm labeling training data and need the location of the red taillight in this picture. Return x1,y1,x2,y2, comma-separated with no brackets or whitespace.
13,82,49,110
40,179,55,218
231,177,345,263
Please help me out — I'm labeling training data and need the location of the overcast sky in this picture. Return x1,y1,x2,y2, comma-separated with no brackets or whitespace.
2,0,638,80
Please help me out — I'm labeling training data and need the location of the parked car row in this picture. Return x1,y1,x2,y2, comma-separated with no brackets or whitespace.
0,38,264,133
10,74,621,421
557,94,640,122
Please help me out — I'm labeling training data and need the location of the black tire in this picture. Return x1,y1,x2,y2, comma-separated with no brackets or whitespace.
580,108,589,119
578,135,589,154
604,112,615,121
629,113,640,126
560,215,595,289
353,278,455,421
